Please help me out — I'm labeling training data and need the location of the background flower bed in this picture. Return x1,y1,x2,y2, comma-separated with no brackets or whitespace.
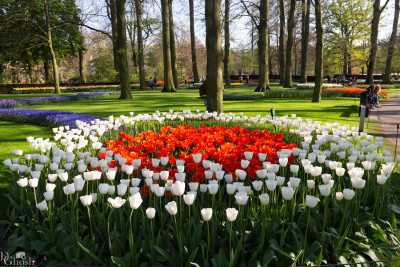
0,92,110,108
2,111,400,266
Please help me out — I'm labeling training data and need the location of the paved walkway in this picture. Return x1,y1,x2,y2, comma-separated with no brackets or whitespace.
369,95,400,154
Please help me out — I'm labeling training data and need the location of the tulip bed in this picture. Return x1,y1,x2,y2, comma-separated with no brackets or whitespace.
3,111,400,266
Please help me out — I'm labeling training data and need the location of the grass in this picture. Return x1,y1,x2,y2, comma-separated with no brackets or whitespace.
0,87,363,160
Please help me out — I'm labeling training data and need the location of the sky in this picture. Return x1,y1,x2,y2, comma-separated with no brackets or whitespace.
78,0,396,50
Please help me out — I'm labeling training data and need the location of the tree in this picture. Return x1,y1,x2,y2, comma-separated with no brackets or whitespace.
127,0,138,72
114,0,132,99
134,0,146,89
278,0,285,85
205,0,224,112
161,0,176,92
300,0,310,83
326,0,371,76
107,0,120,74
312,0,323,103
256,0,269,93
169,0,179,88
223,0,231,85
189,0,200,83
284,0,296,88
44,0,60,93
366,0,389,85
383,0,400,83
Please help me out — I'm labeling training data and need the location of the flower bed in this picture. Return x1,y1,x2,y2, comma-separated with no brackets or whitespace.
324,87,389,98
2,111,399,266
0,108,98,128
0,92,110,108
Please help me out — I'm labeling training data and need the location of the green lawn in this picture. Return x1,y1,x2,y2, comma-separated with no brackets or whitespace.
0,87,362,160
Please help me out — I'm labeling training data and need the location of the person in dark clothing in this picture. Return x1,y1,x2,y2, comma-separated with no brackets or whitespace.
360,85,373,117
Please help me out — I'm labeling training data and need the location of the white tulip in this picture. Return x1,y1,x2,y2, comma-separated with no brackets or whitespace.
215,170,225,180
46,183,56,192
310,166,322,177
146,207,156,219
152,158,161,168
289,177,301,188
192,153,202,163
343,188,355,200
348,167,364,179
377,174,389,185
258,153,267,162
290,165,299,174
259,193,270,205
80,195,93,206
281,186,295,200
307,180,315,189
165,201,178,215
226,184,236,195
318,184,331,197
108,185,116,195
265,180,278,191
241,160,250,169
99,183,110,194
200,184,208,193
361,161,373,171
128,192,143,209
321,174,332,184
117,183,128,196
58,172,68,182
279,157,288,167
276,176,285,186
251,180,263,191
351,178,366,189
17,178,28,188
160,157,169,166
335,192,344,201
48,174,57,182
36,200,48,211
188,182,199,192
256,169,267,179
244,151,254,160
160,170,169,180
208,183,219,195
183,192,196,205
234,191,249,205
73,175,85,192
28,178,39,188
226,208,239,222
63,183,75,195
235,169,247,180
305,195,320,208
171,181,185,196
106,169,117,181
43,191,54,201
201,208,213,221
335,167,345,177
107,196,126,208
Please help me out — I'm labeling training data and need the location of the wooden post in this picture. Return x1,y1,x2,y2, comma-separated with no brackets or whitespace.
395,123,399,161
359,105,366,132
270,108,276,120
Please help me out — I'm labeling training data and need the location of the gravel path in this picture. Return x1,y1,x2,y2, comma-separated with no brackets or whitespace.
369,95,400,155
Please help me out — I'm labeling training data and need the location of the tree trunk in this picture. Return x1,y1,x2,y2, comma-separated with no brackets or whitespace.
78,48,86,83
115,0,132,99
205,0,224,112
300,0,310,83
342,40,348,76
284,0,296,88
43,58,50,83
189,0,199,83
108,0,120,77
255,0,269,93
169,0,179,88
383,0,400,83
223,0,231,85
135,0,146,89
44,0,61,94
312,0,323,103
278,0,285,85
161,0,176,92
367,0,382,85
